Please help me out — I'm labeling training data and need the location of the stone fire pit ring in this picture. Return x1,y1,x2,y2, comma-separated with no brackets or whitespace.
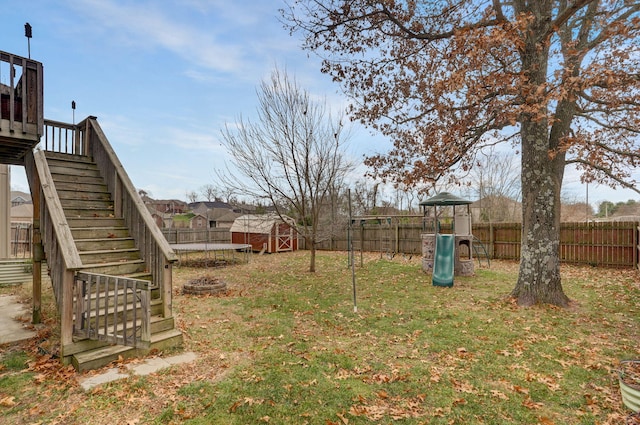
183,276,227,295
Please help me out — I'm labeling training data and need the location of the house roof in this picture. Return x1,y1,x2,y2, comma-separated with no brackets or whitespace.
10,203,33,221
230,214,295,234
10,191,31,203
469,195,521,208
211,210,241,222
188,201,234,211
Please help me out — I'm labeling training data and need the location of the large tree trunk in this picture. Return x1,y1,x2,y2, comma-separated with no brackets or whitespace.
512,121,570,307
511,1,569,306
511,2,570,307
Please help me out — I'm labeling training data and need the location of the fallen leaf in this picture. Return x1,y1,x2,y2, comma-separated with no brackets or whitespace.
522,397,544,410
0,396,16,407
490,390,509,400
336,412,349,424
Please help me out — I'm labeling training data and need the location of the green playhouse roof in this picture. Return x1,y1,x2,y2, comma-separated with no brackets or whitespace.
419,192,472,206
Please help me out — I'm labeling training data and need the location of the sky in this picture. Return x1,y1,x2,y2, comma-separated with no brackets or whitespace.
2,0,638,209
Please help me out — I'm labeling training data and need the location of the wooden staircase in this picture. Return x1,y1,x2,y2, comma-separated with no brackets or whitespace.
43,151,182,371
1,50,180,372
48,152,148,276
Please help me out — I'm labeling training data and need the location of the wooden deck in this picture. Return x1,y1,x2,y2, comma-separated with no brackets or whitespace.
0,51,43,165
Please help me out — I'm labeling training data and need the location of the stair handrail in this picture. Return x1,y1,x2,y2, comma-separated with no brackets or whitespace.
31,149,83,270
82,117,177,263
26,149,82,355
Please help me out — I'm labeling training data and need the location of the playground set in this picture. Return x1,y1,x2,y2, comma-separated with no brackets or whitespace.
346,192,490,288
420,192,478,287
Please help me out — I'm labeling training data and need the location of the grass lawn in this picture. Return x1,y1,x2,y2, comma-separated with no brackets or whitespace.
1,251,639,424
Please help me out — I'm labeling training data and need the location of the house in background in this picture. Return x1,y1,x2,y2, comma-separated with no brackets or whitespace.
11,190,31,207
11,203,32,223
147,207,173,228
230,214,298,253
189,201,242,228
142,196,188,215
189,214,208,229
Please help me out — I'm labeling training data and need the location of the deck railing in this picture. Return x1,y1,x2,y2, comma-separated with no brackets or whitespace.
75,272,150,348
0,51,44,165
0,51,43,134
42,119,87,155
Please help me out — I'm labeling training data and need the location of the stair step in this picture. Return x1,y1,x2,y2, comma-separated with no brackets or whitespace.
75,237,135,251
44,152,94,163
45,155,100,170
79,248,142,264
71,344,133,372
65,208,116,219
50,177,106,189
59,198,114,209
77,301,164,333
79,259,147,275
68,217,126,228
71,227,130,239
125,271,152,280
57,190,112,202
150,329,184,352
48,165,101,178
71,329,183,372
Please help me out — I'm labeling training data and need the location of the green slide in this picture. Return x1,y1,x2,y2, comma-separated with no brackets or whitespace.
432,234,454,287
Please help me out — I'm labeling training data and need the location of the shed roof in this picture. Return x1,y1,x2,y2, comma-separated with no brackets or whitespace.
230,214,295,234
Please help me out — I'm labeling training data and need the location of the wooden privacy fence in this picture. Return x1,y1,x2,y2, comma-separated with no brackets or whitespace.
314,221,640,269
473,222,639,268
161,228,232,244
10,222,32,257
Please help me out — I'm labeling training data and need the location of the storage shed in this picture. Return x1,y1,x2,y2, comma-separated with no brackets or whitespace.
230,214,298,253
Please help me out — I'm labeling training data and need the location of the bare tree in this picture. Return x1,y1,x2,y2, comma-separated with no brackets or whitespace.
465,147,522,223
185,190,198,203
220,67,354,272
351,180,379,216
200,184,218,202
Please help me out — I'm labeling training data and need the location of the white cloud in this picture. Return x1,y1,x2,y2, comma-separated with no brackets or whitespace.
67,0,246,73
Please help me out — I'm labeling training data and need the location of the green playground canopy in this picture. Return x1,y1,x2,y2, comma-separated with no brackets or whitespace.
419,192,472,207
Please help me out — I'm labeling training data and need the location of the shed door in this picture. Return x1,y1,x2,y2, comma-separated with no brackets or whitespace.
276,223,293,252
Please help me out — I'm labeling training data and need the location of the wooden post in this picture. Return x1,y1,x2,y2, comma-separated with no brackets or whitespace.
163,261,172,318
32,228,42,324
395,223,399,254
489,222,494,259
28,156,42,324
60,269,75,360
0,165,9,258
